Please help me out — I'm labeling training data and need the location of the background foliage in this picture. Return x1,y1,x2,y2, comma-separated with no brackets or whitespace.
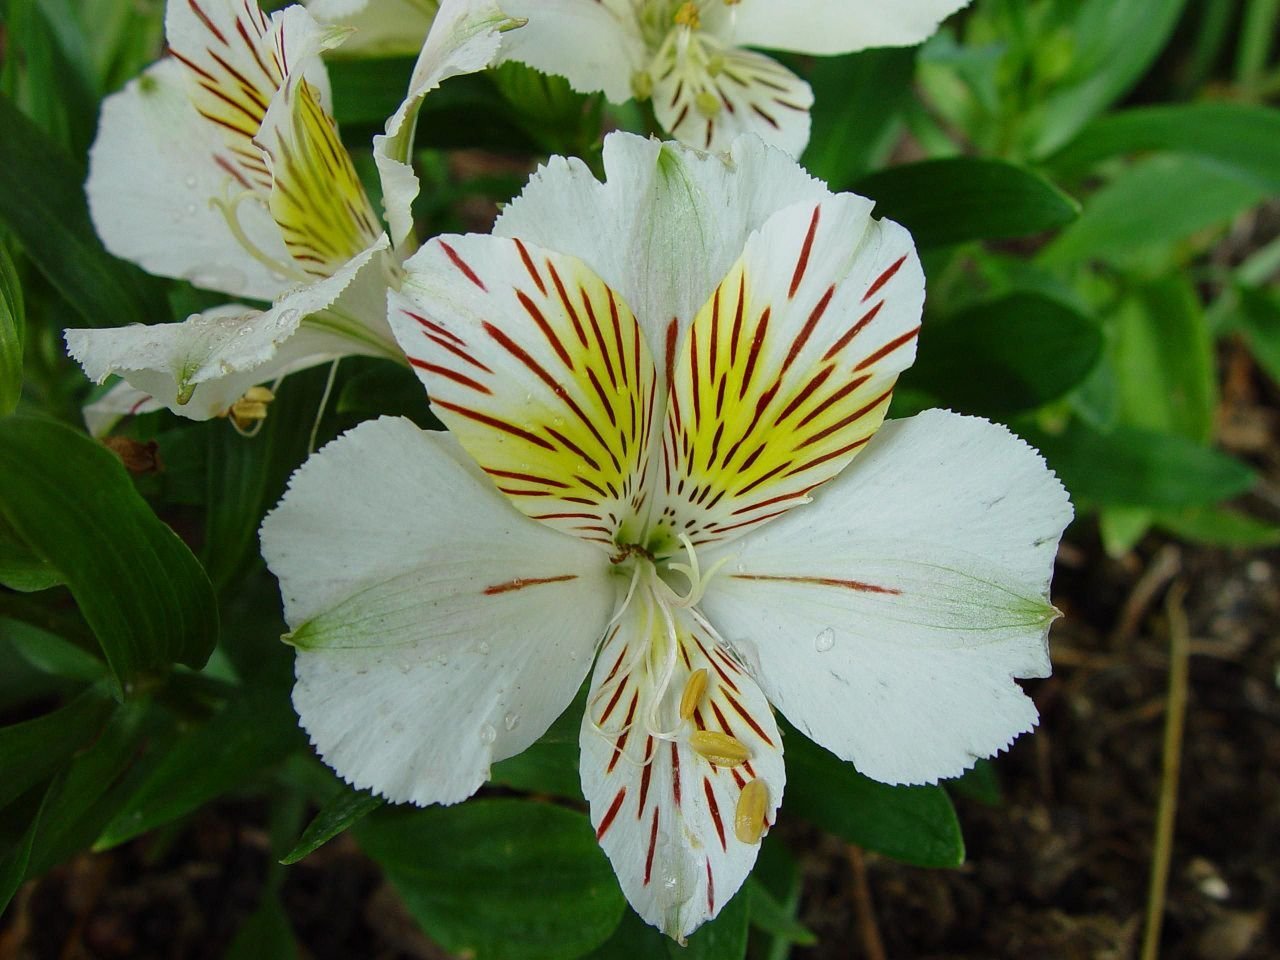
1,0,1278,956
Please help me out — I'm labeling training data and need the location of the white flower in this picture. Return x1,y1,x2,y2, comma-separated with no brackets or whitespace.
260,132,1071,940
306,0,439,57
65,0,512,431
498,0,972,155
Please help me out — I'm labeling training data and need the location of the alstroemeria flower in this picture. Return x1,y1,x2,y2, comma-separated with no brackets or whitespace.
260,132,1071,939
498,0,972,155
65,0,511,429
306,0,438,57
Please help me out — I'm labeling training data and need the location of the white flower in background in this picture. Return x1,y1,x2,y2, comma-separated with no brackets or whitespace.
261,132,1071,940
65,0,513,431
499,0,972,155
306,0,438,57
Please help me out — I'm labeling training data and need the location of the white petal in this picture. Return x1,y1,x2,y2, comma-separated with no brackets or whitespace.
260,416,615,805
494,132,830,355
65,235,394,420
699,410,1073,785
581,594,783,940
306,0,438,56
709,0,972,56
651,41,812,156
86,58,290,301
498,0,645,103
375,0,515,248
81,382,166,438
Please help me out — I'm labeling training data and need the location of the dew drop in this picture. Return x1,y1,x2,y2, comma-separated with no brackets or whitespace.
184,175,198,189
814,627,835,653
478,640,491,655
503,712,520,732
185,203,198,216
479,723,497,745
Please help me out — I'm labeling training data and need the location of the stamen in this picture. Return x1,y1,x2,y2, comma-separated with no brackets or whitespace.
222,385,274,435
673,1,700,29
665,532,731,609
688,730,751,766
678,668,708,721
734,778,769,844
210,186,310,285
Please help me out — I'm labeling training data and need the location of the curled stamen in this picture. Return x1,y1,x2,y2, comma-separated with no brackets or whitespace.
665,533,731,609
210,186,310,285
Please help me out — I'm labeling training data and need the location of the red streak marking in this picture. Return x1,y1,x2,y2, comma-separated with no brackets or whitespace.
407,311,466,347
864,254,907,302
607,691,639,773
738,307,770,399
235,19,274,83
706,861,715,913
483,468,569,489
168,48,217,84
598,681,627,726
731,573,901,595
713,509,789,534
601,638,627,685
789,206,821,299
643,808,660,886
751,104,779,129
703,779,726,850
432,399,554,450
482,574,578,595
691,636,739,695
188,0,228,45
671,742,682,807
785,435,871,477
799,385,894,450
855,326,920,372
596,787,627,840
512,238,547,295
664,318,681,422
638,739,654,816
780,284,835,378
438,240,487,291
128,394,152,416
708,286,721,385
774,365,834,426
212,153,253,190
407,357,490,394
796,372,872,430
514,292,574,369
531,511,599,521
824,301,884,362
546,260,588,347
722,690,775,746
731,769,746,789
730,272,746,359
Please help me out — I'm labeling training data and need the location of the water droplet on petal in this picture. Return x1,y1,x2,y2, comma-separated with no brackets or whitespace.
478,640,491,655
814,628,835,653
184,175,198,189
503,712,520,731
185,203,198,216
479,723,497,745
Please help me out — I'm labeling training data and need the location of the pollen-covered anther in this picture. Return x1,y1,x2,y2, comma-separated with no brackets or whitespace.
679,668,709,720
734,778,769,844
225,385,275,430
631,70,655,100
694,91,721,118
688,729,751,766
673,1,700,29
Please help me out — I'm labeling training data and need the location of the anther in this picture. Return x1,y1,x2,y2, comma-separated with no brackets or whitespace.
694,91,721,118
734,778,768,844
673,2,700,29
679,668,709,720
689,730,750,766
224,385,274,432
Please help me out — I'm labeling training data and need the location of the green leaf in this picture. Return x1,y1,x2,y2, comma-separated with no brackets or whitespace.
489,739,583,800
96,673,303,848
782,728,965,868
0,93,167,330
580,908,670,960
1238,285,1280,386
854,158,1079,248
359,799,626,960
1026,422,1256,509
671,886,749,959
1152,506,1280,548
947,759,1002,807
224,894,297,960
0,526,63,592
327,56,416,126
1049,103,1280,193
280,785,384,865
905,292,1103,417
0,784,46,914
0,686,113,809
745,878,817,946
0,416,218,696
0,244,23,415
1040,155,1268,268
803,48,917,188
1098,506,1153,557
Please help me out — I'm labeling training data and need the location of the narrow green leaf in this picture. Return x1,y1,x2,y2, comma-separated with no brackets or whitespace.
280,785,384,865
0,784,46,915
1049,103,1280,193
782,728,965,868
0,416,218,696
0,244,23,415
1153,506,1280,548
0,686,114,809
1238,285,1280,386
746,878,817,946
0,93,167,330
359,800,626,960
1026,422,1256,509
905,292,1103,417
855,157,1079,248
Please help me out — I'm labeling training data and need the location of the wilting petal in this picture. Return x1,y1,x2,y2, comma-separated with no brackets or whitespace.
86,58,291,301
494,133,830,361
581,594,783,939
306,0,438,56
375,0,515,248
261,417,614,804
653,194,922,551
699,410,1072,785
393,234,658,548
650,40,812,156
65,235,393,420
499,0,645,103
709,0,972,56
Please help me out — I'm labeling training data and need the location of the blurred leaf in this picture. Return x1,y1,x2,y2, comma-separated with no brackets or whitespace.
905,292,1102,417
804,48,917,188
335,359,438,429
855,158,1079,248
492,61,601,156
1098,505,1153,557
1027,422,1255,509
359,799,626,960
280,785,383,865
1049,103,1280,193
490,740,583,800
0,244,23,415
1029,0,1190,156
0,686,113,809
947,758,1002,806
783,728,964,868
580,908,670,960
3,620,102,682
0,93,167,330
1238,285,1280,386
0,784,45,914
327,56,416,126
745,878,816,946
0,416,218,696
0,528,63,592
673,886,749,960
0,0,97,154
96,671,302,848
224,894,297,960
1041,155,1267,267
1153,506,1280,548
